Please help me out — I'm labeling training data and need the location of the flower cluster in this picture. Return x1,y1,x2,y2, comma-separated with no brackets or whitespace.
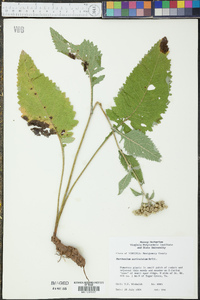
133,200,168,217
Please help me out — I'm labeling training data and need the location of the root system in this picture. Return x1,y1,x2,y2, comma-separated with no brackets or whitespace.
51,234,89,280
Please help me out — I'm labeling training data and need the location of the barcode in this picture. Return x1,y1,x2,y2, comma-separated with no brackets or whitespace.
78,286,100,292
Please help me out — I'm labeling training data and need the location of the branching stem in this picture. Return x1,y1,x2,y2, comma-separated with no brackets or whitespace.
54,56,152,234
95,102,130,169
55,101,148,230
56,131,112,227
54,74,95,234
54,99,149,233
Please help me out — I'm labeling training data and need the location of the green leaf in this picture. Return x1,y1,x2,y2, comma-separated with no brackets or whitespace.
107,37,171,133
61,136,75,144
50,27,105,88
130,188,142,197
17,51,78,142
118,170,132,195
149,190,155,200
118,151,144,184
115,128,161,162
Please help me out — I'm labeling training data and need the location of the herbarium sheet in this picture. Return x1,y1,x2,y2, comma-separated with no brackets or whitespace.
3,19,198,299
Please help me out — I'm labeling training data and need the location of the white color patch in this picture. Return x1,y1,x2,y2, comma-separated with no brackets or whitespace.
147,84,155,91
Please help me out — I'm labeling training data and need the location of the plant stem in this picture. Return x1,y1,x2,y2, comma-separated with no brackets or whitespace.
89,75,94,114
111,127,146,196
54,80,95,235
56,131,113,226
56,102,134,227
96,102,131,169
56,136,65,216
96,102,147,198
55,102,148,231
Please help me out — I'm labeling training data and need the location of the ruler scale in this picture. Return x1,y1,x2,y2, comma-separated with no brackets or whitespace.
2,2,102,18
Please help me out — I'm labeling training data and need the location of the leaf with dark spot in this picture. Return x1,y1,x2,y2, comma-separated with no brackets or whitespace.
106,37,171,133
17,51,78,142
22,115,29,121
160,37,169,54
68,53,76,59
50,28,105,88
28,119,49,129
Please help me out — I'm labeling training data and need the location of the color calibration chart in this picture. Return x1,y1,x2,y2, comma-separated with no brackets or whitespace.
154,0,200,16
103,0,200,17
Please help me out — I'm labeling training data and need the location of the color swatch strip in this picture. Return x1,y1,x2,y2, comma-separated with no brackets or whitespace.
154,0,200,16
103,1,200,17
104,1,152,17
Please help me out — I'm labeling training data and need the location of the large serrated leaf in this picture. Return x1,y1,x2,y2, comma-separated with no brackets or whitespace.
17,51,78,144
115,128,161,162
50,28,105,88
118,170,132,195
118,151,144,184
106,37,171,133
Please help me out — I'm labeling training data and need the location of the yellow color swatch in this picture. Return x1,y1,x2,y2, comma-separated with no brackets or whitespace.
177,1,185,8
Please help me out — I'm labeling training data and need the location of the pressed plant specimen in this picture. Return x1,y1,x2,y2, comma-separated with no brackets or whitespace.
17,29,171,279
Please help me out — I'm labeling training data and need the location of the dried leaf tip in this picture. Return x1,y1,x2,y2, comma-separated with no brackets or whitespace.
160,37,169,54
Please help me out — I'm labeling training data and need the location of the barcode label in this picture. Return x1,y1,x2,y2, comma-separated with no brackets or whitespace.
78,286,100,292
73,281,105,294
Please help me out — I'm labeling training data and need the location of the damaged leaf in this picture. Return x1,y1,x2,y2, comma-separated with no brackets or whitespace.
17,51,78,145
50,27,105,88
106,37,171,133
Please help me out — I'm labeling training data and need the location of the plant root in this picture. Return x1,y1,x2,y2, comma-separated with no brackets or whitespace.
51,234,89,281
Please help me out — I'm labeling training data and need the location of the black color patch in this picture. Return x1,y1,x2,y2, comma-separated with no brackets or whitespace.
28,120,49,129
160,37,169,54
28,119,56,137
22,115,29,121
83,61,89,72
68,53,76,59
30,126,56,138
31,127,41,136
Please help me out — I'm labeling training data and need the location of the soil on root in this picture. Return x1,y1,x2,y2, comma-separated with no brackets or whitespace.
51,234,89,280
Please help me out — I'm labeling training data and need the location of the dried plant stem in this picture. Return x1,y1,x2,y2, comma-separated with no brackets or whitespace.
56,130,112,227
54,104,99,235
55,135,65,227
95,102,130,168
112,127,146,196
54,78,95,234
55,102,147,231
52,100,147,281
